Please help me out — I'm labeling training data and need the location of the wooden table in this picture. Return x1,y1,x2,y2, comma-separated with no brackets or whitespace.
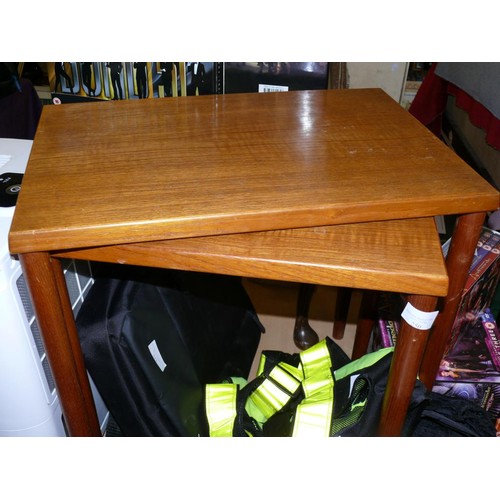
9,89,499,436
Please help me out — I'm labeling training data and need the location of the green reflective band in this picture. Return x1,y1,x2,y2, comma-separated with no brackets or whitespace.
293,389,334,437
300,339,332,379
256,353,267,378
206,384,238,437
246,363,303,424
302,370,334,399
293,339,335,436
334,347,394,380
271,362,304,390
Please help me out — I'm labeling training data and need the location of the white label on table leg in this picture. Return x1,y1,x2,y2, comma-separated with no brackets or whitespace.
401,302,439,330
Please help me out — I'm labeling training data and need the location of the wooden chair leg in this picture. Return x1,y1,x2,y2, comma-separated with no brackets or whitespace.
332,287,352,340
293,283,319,350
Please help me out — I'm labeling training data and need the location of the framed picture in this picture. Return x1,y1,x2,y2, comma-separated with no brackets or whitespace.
223,62,330,94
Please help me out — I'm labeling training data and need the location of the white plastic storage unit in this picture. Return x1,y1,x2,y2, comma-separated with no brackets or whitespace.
0,138,109,436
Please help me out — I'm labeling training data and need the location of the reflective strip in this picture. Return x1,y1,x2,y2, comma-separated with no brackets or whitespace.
206,339,337,437
293,385,334,437
293,339,335,436
205,384,237,437
300,339,332,379
302,371,334,399
246,363,303,424
272,362,304,389
256,353,267,378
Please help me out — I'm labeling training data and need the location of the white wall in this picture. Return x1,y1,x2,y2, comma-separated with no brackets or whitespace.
346,62,409,103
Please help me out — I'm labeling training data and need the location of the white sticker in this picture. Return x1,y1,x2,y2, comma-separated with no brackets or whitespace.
148,340,167,372
401,302,439,331
258,84,289,93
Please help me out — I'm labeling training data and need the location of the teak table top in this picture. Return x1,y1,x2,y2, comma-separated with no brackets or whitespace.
8,88,500,255
55,217,449,297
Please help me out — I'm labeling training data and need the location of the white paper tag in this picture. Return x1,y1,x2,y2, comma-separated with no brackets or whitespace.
401,302,439,330
258,84,289,92
148,340,167,372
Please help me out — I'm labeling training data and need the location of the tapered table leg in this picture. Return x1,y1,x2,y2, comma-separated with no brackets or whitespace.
419,212,486,389
19,252,101,436
378,294,438,437
351,290,379,360
332,287,352,340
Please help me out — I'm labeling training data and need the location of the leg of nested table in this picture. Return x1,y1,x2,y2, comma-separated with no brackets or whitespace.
332,287,352,340
419,212,486,389
19,252,101,437
351,290,379,360
378,294,438,437
293,283,319,350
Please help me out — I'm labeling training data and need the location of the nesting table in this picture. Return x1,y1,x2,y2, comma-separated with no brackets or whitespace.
9,89,499,436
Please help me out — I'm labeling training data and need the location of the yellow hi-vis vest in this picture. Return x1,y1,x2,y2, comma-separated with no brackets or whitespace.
205,337,394,437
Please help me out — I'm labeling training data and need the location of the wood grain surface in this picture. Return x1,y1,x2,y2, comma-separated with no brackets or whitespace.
55,217,448,296
9,89,499,254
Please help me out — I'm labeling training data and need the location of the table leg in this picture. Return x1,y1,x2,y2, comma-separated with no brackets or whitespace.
19,252,101,437
293,283,320,350
419,212,486,389
378,294,437,437
351,290,379,360
332,287,352,340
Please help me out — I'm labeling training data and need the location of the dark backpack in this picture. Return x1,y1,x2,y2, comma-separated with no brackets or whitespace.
77,264,264,436
205,337,496,437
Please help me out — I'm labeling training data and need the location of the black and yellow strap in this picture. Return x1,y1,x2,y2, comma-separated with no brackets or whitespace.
292,339,335,436
206,339,397,437
205,383,239,437
206,338,338,437
245,361,304,427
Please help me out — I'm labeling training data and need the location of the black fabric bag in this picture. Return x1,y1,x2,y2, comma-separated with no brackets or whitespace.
332,349,497,437
409,390,497,437
77,264,264,437
205,337,497,437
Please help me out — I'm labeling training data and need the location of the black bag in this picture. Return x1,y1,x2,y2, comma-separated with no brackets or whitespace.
77,264,264,437
205,337,497,437
409,390,497,437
